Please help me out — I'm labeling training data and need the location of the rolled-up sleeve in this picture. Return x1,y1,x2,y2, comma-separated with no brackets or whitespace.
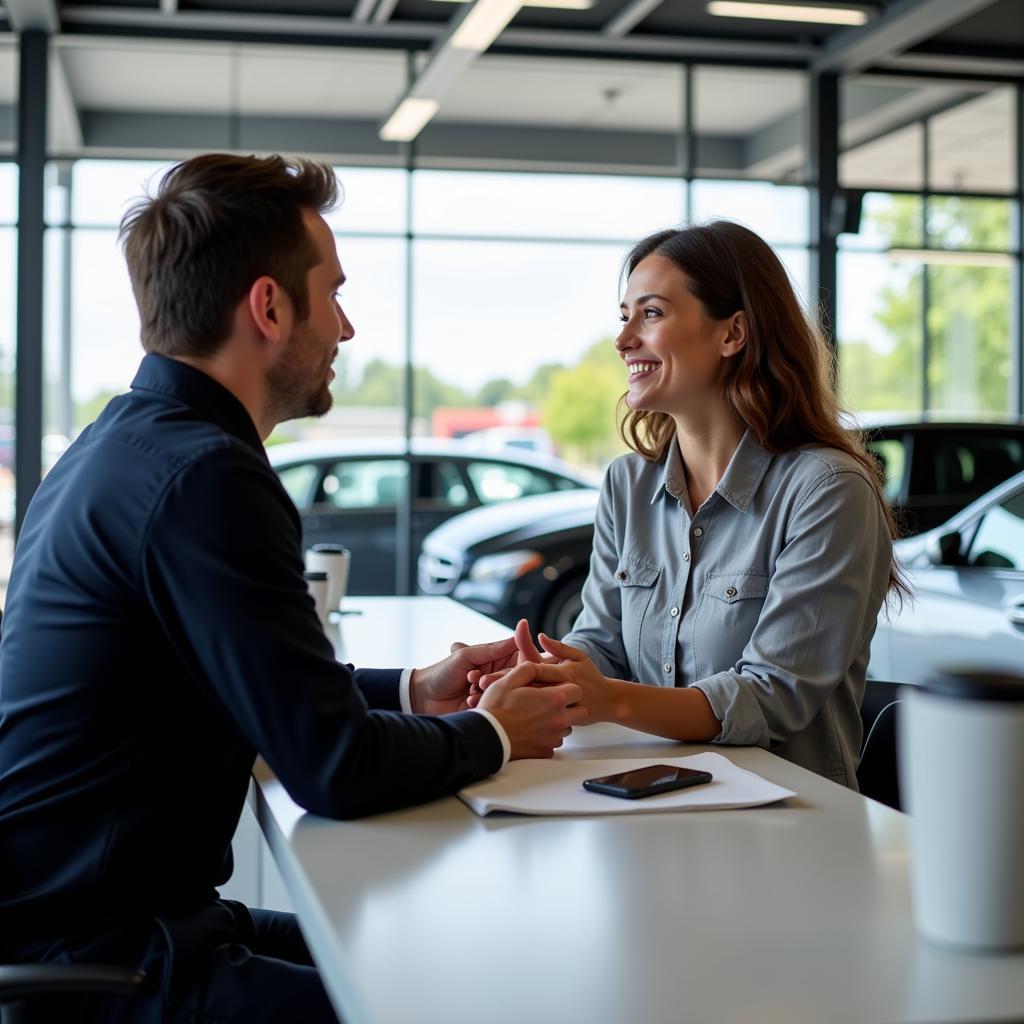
563,469,631,680
693,468,891,747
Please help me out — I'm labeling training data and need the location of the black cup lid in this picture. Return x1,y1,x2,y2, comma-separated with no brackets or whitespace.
920,669,1024,703
302,570,328,581
311,544,349,554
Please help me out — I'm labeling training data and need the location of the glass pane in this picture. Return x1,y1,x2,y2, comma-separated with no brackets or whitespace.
0,227,14,533
927,263,1012,415
425,461,469,508
776,247,810,314
690,181,808,245
326,167,407,235
321,458,407,510
693,67,807,182
930,87,1015,194
926,196,1012,252
0,162,16,224
412,238,629,469
72,160,174,227
323,235,407,433
70,230,143,429
412,170,683,240
838,251,923,416
839,193,923,251
968,493,1024,570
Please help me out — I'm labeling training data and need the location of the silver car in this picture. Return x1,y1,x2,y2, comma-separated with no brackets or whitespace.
871,470,1024,683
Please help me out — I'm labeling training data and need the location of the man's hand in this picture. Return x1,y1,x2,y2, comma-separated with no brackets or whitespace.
409,636,519,715
477,662,588,759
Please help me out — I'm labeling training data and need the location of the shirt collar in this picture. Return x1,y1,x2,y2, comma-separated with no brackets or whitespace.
655,429,773,513
130,353,265,456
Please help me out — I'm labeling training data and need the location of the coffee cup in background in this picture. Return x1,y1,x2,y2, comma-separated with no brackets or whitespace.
900,670,1024,951
305,545,351,616
303,570,330,630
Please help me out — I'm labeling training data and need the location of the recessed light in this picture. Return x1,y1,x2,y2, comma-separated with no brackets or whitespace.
707,2,869,26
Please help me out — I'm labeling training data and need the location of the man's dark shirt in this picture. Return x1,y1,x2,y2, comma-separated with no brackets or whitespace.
0,353,502,957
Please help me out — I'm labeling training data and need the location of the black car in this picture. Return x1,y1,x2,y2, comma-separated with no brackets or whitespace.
419,420,1024,634
269,437,597,595
418,488,599,636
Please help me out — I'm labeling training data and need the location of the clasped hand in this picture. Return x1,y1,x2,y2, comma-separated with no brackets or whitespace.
409,632,588,759
466,619,615,724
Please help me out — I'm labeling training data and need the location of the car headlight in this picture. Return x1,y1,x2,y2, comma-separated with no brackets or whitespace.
468,550,544,583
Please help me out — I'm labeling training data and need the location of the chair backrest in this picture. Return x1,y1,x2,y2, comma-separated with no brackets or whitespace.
0,964,145,1024
857,679,903,811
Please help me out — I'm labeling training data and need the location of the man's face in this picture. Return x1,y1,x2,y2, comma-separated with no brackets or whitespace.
267,209,354,422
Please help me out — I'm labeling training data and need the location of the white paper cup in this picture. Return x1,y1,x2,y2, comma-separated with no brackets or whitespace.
900,672,1024,950
305,545,351,615
303,570,330,630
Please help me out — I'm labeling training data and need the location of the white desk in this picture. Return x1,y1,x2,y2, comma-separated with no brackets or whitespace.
254,597,1024,1024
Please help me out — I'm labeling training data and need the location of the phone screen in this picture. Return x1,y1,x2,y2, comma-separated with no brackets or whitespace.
582,764,713,799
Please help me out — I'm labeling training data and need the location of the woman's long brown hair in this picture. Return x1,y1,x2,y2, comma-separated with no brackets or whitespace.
618,221,908,600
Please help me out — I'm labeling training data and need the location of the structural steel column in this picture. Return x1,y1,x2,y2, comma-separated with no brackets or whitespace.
808,72,839,368
15,30,48,538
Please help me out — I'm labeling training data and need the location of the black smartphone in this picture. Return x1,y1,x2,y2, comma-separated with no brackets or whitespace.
582,764,713,800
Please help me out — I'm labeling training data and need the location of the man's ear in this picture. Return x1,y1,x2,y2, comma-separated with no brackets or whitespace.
721,310,748,359
246,275,291,347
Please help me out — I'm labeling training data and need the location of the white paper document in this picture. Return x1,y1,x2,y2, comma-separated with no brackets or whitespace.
458,751,795,817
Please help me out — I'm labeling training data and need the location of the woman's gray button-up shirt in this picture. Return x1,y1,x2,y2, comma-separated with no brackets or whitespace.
563,431,893,788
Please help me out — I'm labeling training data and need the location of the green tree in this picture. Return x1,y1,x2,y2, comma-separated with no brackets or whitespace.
542,339,625,464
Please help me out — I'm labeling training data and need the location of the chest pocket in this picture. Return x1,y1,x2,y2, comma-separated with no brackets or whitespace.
693,570,769,678
615,559,660,672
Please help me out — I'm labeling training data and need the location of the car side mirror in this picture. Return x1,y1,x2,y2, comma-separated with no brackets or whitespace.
927,529,964,566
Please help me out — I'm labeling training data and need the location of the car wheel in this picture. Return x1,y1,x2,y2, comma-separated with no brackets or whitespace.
542,576,586,637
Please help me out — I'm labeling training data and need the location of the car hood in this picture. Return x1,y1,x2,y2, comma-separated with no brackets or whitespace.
424,489,600,551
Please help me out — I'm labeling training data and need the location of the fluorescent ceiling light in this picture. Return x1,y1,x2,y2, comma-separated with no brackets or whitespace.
707,1,869,25
434,0,591,8
888,248,1013,268
380,98,440,142
450,0,524,51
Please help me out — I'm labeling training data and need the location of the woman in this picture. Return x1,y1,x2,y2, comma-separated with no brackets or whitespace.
475,221,905,787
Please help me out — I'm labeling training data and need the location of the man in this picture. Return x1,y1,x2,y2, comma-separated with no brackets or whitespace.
0,154,585,1023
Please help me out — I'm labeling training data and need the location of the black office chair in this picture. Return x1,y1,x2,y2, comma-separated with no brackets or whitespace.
0,964,146,1024
857,679,903,811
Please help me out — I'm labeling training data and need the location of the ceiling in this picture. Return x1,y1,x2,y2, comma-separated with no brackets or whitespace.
0,0,1020,186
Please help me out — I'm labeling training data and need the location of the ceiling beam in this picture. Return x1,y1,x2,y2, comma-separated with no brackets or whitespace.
352,0,378,24
58,6,814,63
160,0,178,14
602,0,666,38
372,0,401,24
812,0,1003,75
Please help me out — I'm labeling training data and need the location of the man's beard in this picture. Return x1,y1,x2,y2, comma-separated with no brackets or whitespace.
267,320,335,423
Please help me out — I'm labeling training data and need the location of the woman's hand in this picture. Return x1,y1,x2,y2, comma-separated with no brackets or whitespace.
466,619,559,707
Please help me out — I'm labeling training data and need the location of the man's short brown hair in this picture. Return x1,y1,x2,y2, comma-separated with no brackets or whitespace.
120,153,339,358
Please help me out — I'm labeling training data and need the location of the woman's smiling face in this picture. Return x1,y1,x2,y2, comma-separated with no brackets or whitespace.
616,252,743,417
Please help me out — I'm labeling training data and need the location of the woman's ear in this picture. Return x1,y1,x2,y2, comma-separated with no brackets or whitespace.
721,310,748,359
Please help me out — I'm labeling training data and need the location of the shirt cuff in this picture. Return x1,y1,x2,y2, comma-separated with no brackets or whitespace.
399,667,414,714
470,708,511,768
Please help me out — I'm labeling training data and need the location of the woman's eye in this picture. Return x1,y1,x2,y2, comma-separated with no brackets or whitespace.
643,307,661,319
618,314,628,323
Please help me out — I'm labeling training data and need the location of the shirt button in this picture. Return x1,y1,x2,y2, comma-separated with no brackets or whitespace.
663,662,672,674
693,527,703,537
670,606,679,617
683,552,690,562
614,569,627,581
725,586,737,598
